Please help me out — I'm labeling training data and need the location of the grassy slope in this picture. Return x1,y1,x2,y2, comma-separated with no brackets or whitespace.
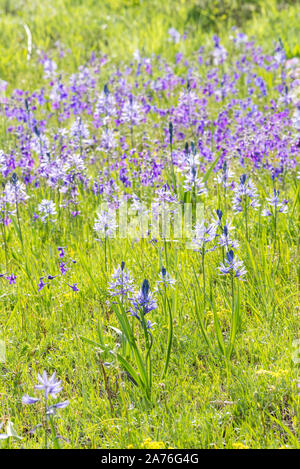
0,0,300,89
0,0,299,449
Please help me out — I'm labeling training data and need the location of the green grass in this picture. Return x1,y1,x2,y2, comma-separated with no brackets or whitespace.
0,0,299,450
0,0,300,90
0,178,299,448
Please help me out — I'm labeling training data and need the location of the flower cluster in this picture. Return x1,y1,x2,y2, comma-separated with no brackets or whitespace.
218,249,247,280
130,279,157,330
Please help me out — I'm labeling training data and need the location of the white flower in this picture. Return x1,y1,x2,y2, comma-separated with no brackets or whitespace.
94,209,117,238
4,181,29,205
38,199,57,223
168,28,181,44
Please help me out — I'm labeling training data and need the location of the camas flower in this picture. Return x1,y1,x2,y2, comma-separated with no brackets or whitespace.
38,199,57,223
232,174,260,213
22,371,69,415
156,266,176,290
211,209,223,231
93,209,117,238
168,27,181,44
130,279,157,329
183,166,207,196
4,180,29,206
262,189,288,216
35,371,62,399
218,250,247,280
121,96,143,126
94,86,116,121
108,261,135,301
212,36,227,65
215,162,234,189
218,223,239,249
22,395,40,405
191,220,217,254
69,117,90,146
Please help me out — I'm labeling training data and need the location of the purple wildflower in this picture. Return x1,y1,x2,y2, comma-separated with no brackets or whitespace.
233,174,260,213
6,274,16,285
156,266,176,290
22,395,40,405
35,371,62,400
57,247,65,258
218,250,247,280
22,371,69,416
108,261,135,301
67,283,79,293
130,279,157,329
38,277,48,291
218,223,239,249
59,261,68,275
262,189,288,216
191,221,217,254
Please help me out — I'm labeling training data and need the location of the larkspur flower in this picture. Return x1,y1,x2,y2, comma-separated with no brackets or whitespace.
67,283,79,293
6,274,16,284
59,261,68,276
38,277,48,291
218,250,247,280
48,274,57,280
57,246,65,258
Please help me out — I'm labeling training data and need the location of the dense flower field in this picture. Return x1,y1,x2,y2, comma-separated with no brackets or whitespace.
0,28,299,448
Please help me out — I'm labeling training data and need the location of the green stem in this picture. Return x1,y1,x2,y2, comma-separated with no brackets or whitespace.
202,248,206,311
162,289,173,378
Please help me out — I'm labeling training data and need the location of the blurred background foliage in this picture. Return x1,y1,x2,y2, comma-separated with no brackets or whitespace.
0,0,299,89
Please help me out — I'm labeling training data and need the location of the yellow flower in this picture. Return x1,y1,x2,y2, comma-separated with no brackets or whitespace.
233,442,249,449
255,369,288,378
141,438,166,449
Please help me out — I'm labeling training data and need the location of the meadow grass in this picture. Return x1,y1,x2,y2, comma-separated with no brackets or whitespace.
0,0,300,90
0,0,299,450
